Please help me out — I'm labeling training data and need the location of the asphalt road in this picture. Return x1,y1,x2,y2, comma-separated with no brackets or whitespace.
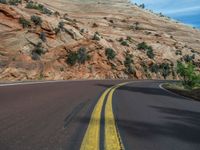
0,80,200,150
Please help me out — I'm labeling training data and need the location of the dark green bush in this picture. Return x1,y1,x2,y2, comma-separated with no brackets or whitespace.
124,53,134,74
124,54,133,66
66,48,90,65
160,63,171,79
137,42,155,58
121,40,129,46
137,42,149,50
31,15,42,26
8,0,21,5
146,47,155,59
33,42,44,55
26,1,39,9
41,7,52,15
26,1,52,15
150,64,159,73
58,21,65,30
105,48,116,60
66,51,77,66
19,17,31,28
77,47,90,64
39,32,46,42
32,42,44,60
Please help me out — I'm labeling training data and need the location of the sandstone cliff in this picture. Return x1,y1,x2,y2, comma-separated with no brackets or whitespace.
0,0,199,81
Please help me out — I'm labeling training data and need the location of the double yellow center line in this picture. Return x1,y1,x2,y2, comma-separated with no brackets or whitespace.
80,82,129,150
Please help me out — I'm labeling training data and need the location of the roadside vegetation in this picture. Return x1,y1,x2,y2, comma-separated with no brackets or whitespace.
31,15,43,26
137,42,155,59
105,48,116,60
124,53,135,74
0,0,21,5
66,47,90,66
32,42,45,60
19,17,31,28
26,1,52,15
163,62,200,100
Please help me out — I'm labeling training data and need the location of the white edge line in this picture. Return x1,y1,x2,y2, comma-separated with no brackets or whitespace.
0,79,139,87
0,79,98,87
159,83,195,101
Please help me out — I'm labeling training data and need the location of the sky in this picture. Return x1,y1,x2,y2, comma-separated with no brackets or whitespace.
131,0,200,28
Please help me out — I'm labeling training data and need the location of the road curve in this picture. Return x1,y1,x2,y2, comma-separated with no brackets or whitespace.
0,80,200,150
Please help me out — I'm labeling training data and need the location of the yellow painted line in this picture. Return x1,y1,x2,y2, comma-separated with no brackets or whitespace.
105,82,129,150
80,82,130,150
80,87,113,150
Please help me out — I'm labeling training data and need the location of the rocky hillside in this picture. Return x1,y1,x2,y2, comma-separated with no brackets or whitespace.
0,0,200,81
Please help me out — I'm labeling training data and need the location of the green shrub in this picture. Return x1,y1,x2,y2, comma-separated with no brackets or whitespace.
150,64,159,73
177,62,200,88
66,51,77,66
137,42,149,50
77,47,90,64
124,53,134,74
146,47,155,59
26,1,39,9
160,63,171,79
41,7,52,15
32,42,44,60
19,17,31,28
31,15,42,26
33,42,44,55
8,0,21,5
105,48,116,60
137,42,155,58
121,40,129,46
58,21,65,30
26,1,52,15
66,48,90,65
39,32,46,42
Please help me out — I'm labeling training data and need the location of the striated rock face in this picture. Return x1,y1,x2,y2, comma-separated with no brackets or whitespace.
0,4,22,31
0,0,200,81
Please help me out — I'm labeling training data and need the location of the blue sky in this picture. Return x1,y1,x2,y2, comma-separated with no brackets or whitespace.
131,0,200,28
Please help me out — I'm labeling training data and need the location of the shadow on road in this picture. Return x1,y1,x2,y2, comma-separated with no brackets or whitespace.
77,105,200,143
117,106,200,143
